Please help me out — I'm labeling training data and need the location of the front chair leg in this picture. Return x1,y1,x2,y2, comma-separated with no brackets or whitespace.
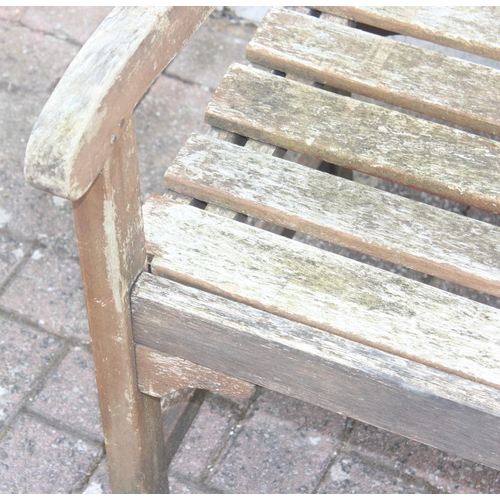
73,116,167,493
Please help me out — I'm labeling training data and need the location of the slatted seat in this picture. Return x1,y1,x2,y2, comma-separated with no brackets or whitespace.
24,6,500,493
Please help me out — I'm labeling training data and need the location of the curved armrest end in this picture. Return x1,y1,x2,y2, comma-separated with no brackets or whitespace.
25,6,214,201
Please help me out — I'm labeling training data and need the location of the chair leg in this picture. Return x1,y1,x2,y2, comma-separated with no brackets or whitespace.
72,116,168,493
135,346,255,469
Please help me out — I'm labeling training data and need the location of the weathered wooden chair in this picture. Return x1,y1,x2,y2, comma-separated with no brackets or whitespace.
25,6,500,493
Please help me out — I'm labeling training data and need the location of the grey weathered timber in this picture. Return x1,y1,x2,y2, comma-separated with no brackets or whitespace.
72,117,167,493
164,133,500,297
248,8,500,136
205,64,500,213
131,272,500,471
143,195,500,390
25,6,213,201
136,344,254,399
314,6,500,61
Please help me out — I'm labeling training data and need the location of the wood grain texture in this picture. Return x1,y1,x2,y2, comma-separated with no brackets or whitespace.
131,272,500,470
136,344,254,398
25,6,213,201
314,6,500,61
142,195,500,390
248,8,500,136
205,64,500,213
164,133,500,297
72,117,167,493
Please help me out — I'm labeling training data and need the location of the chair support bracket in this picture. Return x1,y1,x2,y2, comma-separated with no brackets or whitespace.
135,344,255,399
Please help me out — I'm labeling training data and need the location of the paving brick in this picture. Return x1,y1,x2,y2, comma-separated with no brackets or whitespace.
30,347,102,439
170,393,239,481
169,475,211,494
208,390,345,494
347,422,500,494
0,234,25,285
0,413,101,493
82,457,111,494
19,7,112,45
317,454,429,494
228,6,270,25
0,249,89,342
134,74,213,198
82,458,211,494
0,319,63,427
0,89,48,163
0,19,78,95
0,7,28,22
0,159,78,257
166,16,255,90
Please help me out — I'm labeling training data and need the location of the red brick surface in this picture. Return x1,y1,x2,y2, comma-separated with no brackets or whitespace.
208,391,346,493
29,347,103,439
0,414,101,493
0,319,63,426
0,249,89,341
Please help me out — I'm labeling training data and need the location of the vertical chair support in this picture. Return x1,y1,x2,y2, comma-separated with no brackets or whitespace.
73,116,166,493
24,7,214,492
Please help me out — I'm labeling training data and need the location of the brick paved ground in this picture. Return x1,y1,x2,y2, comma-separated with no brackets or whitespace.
1,6,500,494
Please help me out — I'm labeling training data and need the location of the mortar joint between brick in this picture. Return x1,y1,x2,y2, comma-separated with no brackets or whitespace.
341,448,441,494
197,386,264,485
72,447,107,494
22,407,104,446
0,240,39,297
0,341,70,434
161,71,217,94
170,473,226,494
0,305,90,347
14,17,83,48
311,416,356,493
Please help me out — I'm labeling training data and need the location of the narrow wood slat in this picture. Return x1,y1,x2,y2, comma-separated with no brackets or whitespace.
162,126,244,467
164,133,500,297
204,204,244,221
247,8,500,136
314,6,500,61
242,138,293,237
163,189,193,205
204,126,245,219
132,272,500,470
205,64,500,213
143,195,500,390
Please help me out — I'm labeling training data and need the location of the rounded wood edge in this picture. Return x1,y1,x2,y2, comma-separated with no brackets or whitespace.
24,6,214,201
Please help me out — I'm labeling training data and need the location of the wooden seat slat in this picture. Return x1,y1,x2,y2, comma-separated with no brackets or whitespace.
143,195,500,390
164,133,500,297
314,6,500,61
247,8,500,136
132,272,500,470
206,64,500,213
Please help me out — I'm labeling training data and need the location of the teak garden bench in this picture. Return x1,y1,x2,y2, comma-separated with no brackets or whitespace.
24,6,500,493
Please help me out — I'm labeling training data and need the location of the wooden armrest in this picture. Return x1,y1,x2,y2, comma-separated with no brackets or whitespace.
25,6,213,201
